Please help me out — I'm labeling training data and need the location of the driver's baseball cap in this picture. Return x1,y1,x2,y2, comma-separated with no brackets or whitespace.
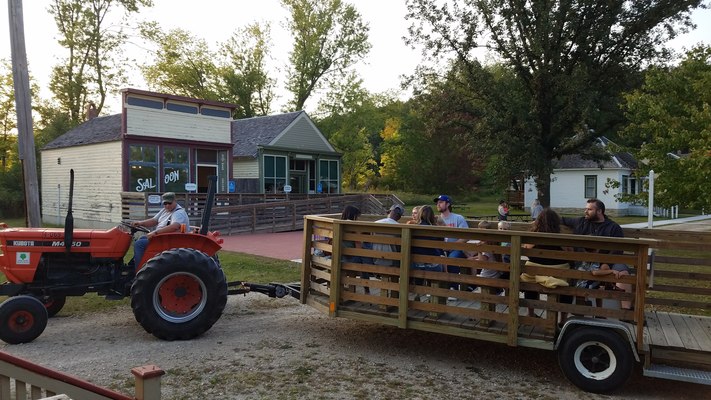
434,194,452,204
161,192,176,203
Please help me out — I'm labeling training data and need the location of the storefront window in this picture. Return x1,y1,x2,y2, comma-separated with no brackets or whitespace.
264,155,287,193
319,159,339,193
129,145,158,192
163,147,189,192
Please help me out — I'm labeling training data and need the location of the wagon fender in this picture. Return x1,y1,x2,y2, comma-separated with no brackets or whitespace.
555,317,640,362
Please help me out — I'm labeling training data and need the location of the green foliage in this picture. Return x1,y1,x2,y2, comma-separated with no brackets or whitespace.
218,23,276,118
140,23,220,101
283,0,371,111
140,22,276,118
392,69,486,194
620,46,711,210
34,103,77,150
0,59,17,172
404,0,703,206
314,77,402,191
0,162,24,218
49,0,152,121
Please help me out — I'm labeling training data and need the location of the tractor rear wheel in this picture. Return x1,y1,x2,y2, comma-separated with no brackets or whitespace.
130,248,227,340
0,296,48,344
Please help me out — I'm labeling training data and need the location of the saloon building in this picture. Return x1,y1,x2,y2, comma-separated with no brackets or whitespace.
41,89,341,228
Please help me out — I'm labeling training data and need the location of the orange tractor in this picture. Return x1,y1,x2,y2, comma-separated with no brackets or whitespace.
0,171,297,344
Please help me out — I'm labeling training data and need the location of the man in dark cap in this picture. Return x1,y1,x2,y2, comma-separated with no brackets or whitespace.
130,192,190,267
378,204,404,224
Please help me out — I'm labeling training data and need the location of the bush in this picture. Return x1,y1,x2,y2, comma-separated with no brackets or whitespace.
0,192,23,218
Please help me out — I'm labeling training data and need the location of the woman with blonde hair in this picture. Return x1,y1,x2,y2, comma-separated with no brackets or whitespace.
406,205,422,224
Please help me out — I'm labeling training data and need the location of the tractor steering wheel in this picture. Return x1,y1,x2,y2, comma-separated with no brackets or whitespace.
121,221,150,234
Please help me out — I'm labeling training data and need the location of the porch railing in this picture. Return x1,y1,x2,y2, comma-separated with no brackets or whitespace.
0,351,163,400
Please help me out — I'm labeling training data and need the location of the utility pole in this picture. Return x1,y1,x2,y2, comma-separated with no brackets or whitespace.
8,0,41,227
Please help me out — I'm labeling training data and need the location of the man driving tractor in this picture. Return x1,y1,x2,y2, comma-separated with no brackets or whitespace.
131,192,190,267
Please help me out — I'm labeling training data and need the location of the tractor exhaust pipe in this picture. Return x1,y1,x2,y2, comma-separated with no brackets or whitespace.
199,175,217,235
64,169,74,253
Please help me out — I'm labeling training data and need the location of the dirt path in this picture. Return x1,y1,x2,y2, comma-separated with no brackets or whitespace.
2,295,708,399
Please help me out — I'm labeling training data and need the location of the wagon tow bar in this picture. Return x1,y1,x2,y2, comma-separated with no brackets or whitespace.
226,281,301,300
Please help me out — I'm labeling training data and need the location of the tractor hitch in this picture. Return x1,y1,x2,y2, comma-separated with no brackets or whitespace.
226,281,300,299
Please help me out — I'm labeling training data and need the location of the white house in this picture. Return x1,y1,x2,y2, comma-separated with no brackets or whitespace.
524,137,645,216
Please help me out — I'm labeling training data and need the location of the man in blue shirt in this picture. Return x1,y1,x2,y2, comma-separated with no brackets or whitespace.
434,195,470,293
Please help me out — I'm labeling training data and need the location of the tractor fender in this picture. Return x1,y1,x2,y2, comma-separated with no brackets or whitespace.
138,232,223,269
554,317,640,362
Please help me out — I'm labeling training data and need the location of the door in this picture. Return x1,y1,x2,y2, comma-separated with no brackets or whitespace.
196,165,217,193
289,172,307,194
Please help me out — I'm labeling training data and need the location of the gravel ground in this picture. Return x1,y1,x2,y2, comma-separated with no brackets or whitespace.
2,295,708,400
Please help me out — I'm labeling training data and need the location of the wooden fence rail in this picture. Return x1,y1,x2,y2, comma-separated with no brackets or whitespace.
0,351,163,400
121,192,400,234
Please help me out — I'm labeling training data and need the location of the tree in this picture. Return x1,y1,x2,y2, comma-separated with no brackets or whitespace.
218,23,276,118
405,0,703,206
1,59,40,170
0,59,40,218
49,0,152,123
394,66,486,194
620,46,711,210
314,74,383,190
0,59,17,171
140,23,220,101
141,22,276,118
283,0,371,111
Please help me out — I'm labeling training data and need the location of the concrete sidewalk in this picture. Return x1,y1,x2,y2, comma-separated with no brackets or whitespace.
622,215,711,231
219,230,304,262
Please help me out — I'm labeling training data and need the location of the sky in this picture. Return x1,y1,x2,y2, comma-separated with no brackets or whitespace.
2,0,710,114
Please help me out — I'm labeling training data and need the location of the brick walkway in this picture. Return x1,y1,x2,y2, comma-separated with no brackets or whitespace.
219,230,304,262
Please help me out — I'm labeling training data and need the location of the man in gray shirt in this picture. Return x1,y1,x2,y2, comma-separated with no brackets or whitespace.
131,192,190,267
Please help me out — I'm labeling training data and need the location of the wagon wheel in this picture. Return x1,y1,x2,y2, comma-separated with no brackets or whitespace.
558,327,633,393
130,248,227,340
0,296,49,344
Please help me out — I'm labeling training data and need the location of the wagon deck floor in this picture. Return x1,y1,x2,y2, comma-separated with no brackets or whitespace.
644,311,711,353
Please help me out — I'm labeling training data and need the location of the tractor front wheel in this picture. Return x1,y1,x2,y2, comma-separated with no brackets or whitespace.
130,248,227,340
0,296,49,344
